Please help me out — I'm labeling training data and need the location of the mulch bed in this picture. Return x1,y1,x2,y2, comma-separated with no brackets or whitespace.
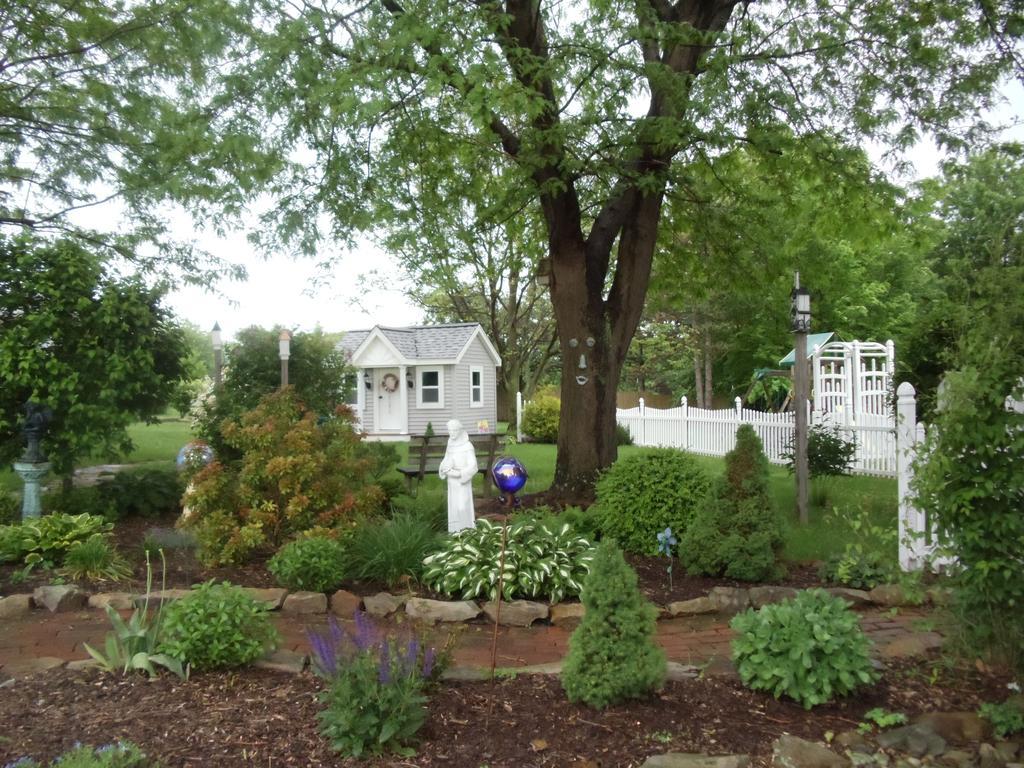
0,655,1010,767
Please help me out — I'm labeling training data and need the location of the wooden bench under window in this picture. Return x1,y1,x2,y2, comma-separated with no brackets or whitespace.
398,433,505,495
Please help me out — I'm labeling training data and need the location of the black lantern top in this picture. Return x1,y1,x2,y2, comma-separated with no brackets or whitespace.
791,286,811,333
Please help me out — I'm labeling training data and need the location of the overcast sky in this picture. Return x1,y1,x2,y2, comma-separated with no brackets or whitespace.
157,81,1022,343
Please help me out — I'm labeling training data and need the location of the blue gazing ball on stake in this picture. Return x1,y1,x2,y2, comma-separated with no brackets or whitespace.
491,456,528,496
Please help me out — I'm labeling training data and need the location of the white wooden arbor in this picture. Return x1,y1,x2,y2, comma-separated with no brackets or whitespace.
812,339,895,422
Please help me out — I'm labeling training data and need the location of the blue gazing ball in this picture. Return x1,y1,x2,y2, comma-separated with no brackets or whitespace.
491,456,528,495
176,442,214,471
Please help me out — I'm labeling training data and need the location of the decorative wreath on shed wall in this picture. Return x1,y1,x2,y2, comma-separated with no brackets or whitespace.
381,373,400,393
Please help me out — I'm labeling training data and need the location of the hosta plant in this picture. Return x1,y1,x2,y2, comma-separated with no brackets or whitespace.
731,589,878,709
422,518,595,603
0,513,113,573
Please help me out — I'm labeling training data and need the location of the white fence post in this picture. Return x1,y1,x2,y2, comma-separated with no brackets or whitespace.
516,391,523,442
681,396,689,450
896,382,925,571
638,396,646,445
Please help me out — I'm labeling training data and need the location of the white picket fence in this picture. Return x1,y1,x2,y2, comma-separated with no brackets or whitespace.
616,397,897,477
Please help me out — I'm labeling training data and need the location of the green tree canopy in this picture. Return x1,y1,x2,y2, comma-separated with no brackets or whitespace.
233,0,1019,495
0,235,189,476
0,0,277,281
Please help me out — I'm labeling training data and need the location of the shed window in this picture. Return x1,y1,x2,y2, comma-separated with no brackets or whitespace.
418,367,443,408
470,367,483,407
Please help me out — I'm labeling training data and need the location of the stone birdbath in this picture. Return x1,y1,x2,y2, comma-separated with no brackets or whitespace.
12,402,52,520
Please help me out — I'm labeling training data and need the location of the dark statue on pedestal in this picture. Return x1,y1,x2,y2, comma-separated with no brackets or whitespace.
21,401,52,463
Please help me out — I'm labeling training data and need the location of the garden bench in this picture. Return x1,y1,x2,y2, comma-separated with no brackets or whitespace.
398,433,505,495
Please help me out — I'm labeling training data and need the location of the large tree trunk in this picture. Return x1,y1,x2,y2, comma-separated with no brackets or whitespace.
549,194,662,499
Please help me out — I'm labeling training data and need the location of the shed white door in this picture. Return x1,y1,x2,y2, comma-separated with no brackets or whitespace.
375,368,403,431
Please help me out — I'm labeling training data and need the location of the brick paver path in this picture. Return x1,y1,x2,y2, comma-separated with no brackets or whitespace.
0,606,938,678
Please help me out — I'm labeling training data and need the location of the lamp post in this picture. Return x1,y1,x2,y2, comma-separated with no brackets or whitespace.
791,277,812,525
279,329,292,389
211,322,223,386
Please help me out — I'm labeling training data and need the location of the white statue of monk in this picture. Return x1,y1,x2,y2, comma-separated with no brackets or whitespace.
438,419,478,532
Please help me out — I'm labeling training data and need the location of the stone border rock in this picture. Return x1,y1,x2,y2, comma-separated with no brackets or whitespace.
0,581,931,625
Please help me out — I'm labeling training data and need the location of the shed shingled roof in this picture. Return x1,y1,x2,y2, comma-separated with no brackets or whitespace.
338,323,483,362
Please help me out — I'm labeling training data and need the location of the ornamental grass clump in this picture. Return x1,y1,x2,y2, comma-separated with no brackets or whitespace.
681,425,783,582
731,589,878,709
309,612,439,758
561,541,665,709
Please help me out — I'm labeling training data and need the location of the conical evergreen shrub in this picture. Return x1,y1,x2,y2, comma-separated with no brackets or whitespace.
681,424,783,581
561,541,665,708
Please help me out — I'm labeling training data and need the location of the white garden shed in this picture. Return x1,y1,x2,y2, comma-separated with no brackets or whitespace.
338,323,501,439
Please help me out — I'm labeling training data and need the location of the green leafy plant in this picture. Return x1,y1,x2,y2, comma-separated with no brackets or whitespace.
786,423,857,477
98,468,184,520
389,494,447,532
5,741,154,767
59,534,133,582
182,389,389,565
858,707,908,734
731,589,878,709
44,485,117,520
681,425,783,581
817,504,898,589
913,343,1024,671
521,395,560,443
0,513,113,573
309,613,436,757
344,513,440,588
979,700,1024,738
158,581,278,670
594,448,711,555
0,493,20,525
268,536,347,592
423,518,595,602
84,552,186,679
561,541,665,708
615,423,634,446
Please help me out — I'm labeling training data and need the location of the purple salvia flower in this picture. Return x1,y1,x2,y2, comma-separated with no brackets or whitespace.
403,637,420,677
378,641,391,684
352,609,378,652
422,647,436,679
307,627,337,677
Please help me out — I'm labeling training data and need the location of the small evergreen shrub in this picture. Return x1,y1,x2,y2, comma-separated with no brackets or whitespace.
158,581,278,670
615,423,634,446
0,493,19,525
268,536,347,592
522,395,560,443
345,513,440,587
731,589,878,709
561,541,665,708
595,448,711,555
44,486,116,520
681,425,783,582
309,613,437,757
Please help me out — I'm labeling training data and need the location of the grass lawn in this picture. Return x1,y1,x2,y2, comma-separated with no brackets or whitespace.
0,413,193,493
399,439,897,565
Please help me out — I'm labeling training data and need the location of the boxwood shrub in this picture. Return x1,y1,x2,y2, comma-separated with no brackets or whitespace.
594,448,711,555
268,536,347,592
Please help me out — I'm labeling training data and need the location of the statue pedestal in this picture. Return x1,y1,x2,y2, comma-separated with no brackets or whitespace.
12,461,51,520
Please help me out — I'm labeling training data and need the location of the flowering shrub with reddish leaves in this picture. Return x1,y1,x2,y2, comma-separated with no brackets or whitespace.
182,389,390,565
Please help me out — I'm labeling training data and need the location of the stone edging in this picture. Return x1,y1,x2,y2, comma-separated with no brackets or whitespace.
0,581,948,627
